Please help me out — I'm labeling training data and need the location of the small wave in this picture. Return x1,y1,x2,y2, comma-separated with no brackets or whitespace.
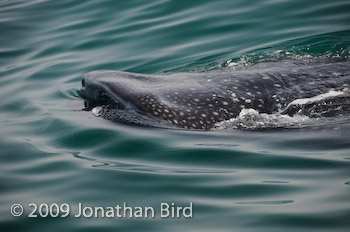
215,88,350,130
222,51,349,71
236,200,294,205
287,90,345,106
214,109,314,130
282,89,350,118
219,31,350,71
215,109,350,131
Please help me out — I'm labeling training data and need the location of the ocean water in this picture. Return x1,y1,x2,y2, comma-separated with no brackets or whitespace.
1,0,350,231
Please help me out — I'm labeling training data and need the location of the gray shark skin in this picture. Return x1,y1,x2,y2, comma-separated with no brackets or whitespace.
80,61,350,129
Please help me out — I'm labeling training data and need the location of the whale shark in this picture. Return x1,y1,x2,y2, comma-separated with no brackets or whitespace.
80,61,350,129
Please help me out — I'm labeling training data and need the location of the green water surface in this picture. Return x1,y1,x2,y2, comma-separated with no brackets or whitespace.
1,0,350,231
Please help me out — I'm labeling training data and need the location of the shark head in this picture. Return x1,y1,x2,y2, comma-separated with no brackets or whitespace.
80,70,246,129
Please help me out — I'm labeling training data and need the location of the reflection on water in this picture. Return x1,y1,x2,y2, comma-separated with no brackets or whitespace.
0,0,349,231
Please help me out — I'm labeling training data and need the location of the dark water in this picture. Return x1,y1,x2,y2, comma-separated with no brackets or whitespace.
1,0,350,231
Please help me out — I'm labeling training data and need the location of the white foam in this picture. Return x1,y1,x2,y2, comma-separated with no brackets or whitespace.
214,108,312,130
288,90,344,106
92,106,103,117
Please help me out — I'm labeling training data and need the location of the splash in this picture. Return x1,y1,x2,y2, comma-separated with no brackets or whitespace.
215,90,350,130
214,109,314,130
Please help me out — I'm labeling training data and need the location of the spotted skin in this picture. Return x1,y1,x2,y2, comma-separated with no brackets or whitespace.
80,61,350,129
